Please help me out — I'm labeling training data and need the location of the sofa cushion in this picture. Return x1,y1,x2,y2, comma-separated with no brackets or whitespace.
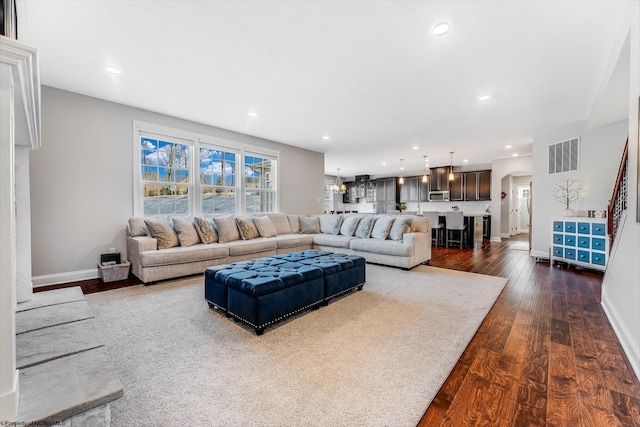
266,213,292,235
172,217,201,247
349,238,415,257
271,234,314,249
318,214,342,235
370,216,395,240
144,218,180,249
128,217,148,237
388,216,412,241
299,216,320,234
253,216,278,238
140,244,229,267
312,234,355,249
236,215,260,240
212,216,241,243
194,217,218,244
355,215,375,238
225,239,278,256
340,215,361,237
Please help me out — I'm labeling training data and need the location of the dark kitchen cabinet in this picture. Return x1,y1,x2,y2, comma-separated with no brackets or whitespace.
376,177,400,214
464,172,479,201
419,178,429,202
478,171,491,200
449,173,464,201
366,180,376,203
400,176,419,202
429,168,449,192
461,170,492,201
354,175,369,200
483,215,491,240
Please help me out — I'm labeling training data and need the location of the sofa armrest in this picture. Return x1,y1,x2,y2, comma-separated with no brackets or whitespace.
127,236,158,279
403,230,431,265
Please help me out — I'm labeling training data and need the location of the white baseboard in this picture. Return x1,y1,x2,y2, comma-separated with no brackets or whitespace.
32,268,99,288
490,237,502,243
602,294,640,382
500,233,510,239
530,249,549,260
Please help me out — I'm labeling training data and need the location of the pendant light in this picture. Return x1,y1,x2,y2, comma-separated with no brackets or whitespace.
333,168,346,194
422,155,429,183
448,152,455,181
398,159,405,185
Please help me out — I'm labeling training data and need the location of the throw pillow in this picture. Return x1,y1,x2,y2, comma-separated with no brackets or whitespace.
299,216,320,234
410,217,430,233
253,216,277,238
370,216,395,240
340,215,361,237
128,217,148,237
388,216,412,241
319,214,342,235
212,216,241,243
235,216,260,240
172,217,201,247
194,217,218,244
355,216,376,238
267,213,292,235
288,214,301,234
144,218,180,250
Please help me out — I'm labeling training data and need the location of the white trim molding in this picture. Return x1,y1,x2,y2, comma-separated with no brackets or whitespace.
0,36,41,150
32,268,100,288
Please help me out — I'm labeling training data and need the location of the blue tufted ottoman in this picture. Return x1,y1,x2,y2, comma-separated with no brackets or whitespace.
204,250,366,334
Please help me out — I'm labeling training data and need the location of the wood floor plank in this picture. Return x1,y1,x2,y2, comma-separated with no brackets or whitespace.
547,341,581,426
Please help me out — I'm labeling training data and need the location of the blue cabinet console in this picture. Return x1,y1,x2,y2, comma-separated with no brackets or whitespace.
550,217,608,271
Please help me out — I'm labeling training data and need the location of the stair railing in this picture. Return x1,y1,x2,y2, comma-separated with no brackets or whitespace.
607,138,628,246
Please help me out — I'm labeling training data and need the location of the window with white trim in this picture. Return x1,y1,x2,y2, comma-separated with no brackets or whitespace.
244,153,275,213
134,122,278,216
199,147,238,214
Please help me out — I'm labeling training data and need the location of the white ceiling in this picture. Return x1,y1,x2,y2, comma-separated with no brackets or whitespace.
16,0,630,179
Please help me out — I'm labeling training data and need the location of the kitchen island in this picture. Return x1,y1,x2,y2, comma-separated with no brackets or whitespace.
435,212,490,248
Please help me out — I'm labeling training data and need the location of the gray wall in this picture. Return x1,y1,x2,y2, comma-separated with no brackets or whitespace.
530,119,628,258
31,86,324,284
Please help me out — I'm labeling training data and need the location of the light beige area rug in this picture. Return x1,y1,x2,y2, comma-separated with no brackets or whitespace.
87,264,507,427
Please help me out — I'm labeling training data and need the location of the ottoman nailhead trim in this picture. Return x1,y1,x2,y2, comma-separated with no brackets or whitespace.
228,298,324,330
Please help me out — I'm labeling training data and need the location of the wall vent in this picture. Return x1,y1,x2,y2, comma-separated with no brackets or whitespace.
548,137,579,174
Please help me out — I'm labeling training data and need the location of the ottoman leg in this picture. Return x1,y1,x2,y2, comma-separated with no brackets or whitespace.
255,327,265,335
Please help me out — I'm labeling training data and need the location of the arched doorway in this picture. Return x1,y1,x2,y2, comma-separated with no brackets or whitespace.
499,171,532,247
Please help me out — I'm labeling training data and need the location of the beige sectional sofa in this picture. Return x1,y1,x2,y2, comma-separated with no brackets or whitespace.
126,213,431,283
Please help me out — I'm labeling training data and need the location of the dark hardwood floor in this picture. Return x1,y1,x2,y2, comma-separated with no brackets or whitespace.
419,234,640,427
36,234,640,425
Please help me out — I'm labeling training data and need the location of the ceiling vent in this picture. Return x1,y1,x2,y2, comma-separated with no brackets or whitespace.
549,137,579,174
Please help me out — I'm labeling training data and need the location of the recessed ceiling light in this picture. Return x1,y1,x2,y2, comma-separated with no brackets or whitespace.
105,66,121,74
412,146,419,150
248,111,258,117
505,145,512,149
512,153,519,157
478,94,492,101
381,162,387,166
432,22,450,36
463,159,469,163
322,136,330,141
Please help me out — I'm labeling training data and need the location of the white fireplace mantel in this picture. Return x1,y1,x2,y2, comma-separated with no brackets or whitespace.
0,35,41,422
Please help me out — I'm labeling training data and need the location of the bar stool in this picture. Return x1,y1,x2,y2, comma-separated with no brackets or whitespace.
423,211,444,247
445,211,466,249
